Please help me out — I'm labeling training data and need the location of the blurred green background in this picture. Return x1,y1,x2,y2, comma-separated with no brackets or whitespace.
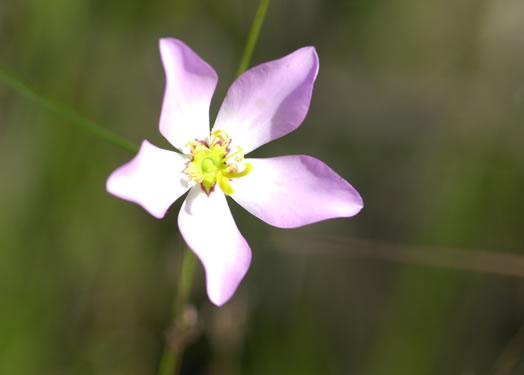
1,0,524,374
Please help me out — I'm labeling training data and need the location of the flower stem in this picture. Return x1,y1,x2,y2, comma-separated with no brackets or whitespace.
157,2,272,374
158,247,197,375
235,0,271,77
0,64,139,154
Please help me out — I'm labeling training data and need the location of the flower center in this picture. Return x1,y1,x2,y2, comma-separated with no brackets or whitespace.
183,130,252,195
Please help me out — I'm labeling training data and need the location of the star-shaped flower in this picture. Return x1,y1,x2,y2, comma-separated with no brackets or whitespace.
107,38,363,306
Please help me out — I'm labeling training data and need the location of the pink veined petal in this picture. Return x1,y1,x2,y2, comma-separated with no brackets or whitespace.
106,140,192,219
231,155,363,228
212,47,319,154
159,38,218,151
178,186,251,306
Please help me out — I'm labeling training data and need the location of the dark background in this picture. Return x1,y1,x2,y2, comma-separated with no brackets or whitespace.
1,0,524,374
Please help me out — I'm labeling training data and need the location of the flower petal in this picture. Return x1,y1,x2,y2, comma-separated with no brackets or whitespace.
159,38,218,151
231,156,363,228
178,186,251,306
212,47,319,154
106,140,192,219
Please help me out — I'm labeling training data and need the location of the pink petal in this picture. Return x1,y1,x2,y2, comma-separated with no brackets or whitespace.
178,187,251,306
159,38,218,151
212,47,319,154
231,156,363,228
106,140,191,219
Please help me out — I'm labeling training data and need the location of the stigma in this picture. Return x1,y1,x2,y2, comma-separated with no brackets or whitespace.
183,130,252,195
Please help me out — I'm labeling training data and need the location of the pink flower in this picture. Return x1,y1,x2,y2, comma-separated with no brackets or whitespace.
107,38,363,306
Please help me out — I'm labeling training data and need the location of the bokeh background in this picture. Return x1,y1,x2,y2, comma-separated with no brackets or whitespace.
1,0,524,374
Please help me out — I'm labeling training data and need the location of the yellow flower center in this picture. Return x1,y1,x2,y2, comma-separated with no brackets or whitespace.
183,130,252,195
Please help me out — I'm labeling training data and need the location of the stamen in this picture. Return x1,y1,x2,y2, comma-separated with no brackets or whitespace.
223,163,252,179
217,174,234,195
211,129,230,146
224,146,245,162
185,140,206,151
183,129,252,195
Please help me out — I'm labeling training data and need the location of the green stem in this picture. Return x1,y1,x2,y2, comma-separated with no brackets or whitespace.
235,0,271,77
0,64,138,154
158,248,197,375
158,2,272,374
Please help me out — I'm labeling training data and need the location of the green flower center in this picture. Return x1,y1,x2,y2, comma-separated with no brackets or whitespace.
183,130,252,195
